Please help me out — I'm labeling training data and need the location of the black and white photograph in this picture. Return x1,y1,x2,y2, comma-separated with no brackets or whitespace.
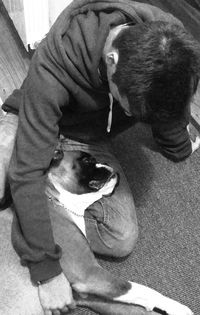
0,1,200,314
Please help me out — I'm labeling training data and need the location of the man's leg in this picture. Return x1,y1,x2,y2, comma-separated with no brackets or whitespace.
0,113,18,202
60,137,138,258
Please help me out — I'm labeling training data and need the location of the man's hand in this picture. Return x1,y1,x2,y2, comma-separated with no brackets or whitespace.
191,136,200,153
38,272,75,315
187,124,200,153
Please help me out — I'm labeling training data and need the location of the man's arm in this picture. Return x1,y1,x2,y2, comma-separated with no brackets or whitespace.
8,60,64,283
3,38,74,312
151,118,198,162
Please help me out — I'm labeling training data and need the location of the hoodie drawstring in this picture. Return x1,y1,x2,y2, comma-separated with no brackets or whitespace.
107,93,113,133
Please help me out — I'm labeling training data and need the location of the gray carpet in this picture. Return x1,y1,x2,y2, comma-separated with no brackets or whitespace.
74,122,200,314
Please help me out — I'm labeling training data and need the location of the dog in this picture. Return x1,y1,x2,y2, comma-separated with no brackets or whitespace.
45,149,193,315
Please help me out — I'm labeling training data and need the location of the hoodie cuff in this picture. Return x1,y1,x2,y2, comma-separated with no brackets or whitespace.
152,121,192,162
159,141,192,162
29,258,62,284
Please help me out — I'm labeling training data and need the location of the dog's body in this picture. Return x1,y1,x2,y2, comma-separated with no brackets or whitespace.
46,150,192,315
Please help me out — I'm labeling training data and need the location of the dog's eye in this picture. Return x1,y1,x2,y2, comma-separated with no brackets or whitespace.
81,156,96,165
82,157,90,164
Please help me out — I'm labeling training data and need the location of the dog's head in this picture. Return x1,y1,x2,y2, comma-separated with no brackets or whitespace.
47,150,119,195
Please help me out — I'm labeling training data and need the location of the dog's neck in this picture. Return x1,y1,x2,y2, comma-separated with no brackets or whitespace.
47,173,117,214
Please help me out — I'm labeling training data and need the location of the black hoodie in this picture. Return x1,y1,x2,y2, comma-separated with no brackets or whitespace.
2,0,192,283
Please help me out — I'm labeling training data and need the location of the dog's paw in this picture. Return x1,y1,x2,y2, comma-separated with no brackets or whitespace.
160,298,193,315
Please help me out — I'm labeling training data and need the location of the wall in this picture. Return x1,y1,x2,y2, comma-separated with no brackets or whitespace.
48,0,73,25
2,0,73,49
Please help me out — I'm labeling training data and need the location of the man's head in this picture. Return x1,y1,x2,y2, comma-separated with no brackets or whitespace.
103,21,200,123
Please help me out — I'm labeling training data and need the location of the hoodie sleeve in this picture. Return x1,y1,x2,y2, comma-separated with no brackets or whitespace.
151,117,192,162
3,39,70,283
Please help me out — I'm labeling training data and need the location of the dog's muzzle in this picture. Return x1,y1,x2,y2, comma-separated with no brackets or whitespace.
88,163,119,192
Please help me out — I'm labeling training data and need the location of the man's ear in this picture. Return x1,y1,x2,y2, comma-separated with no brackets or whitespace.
105,51,119,67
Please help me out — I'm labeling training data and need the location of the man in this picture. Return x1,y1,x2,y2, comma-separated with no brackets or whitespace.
0,1,200,314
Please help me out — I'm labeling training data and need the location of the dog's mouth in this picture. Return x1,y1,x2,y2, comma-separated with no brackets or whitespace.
88,163,117,191
79,153,118,192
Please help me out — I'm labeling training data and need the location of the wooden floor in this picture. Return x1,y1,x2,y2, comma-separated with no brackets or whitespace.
0,0,29,105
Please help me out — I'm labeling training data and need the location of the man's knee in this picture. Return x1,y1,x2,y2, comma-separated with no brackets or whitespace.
111,221,138,257
85,179,138,258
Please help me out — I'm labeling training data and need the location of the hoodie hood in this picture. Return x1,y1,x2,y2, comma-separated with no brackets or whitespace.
46,0,182,92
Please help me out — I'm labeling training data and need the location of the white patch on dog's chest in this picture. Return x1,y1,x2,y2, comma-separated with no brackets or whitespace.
58,191,87,236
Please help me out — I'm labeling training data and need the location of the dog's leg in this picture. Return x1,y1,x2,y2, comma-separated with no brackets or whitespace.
73,272,193,315
73,265,158,315
113,281,193,315
76,296,158,315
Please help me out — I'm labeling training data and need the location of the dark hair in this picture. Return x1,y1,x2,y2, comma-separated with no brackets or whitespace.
112,21,200,123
